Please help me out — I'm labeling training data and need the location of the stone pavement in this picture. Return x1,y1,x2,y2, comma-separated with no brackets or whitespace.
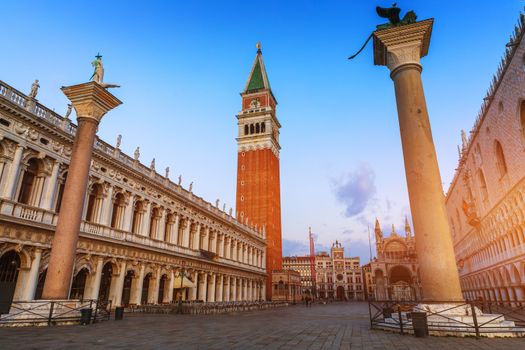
0,302,523,349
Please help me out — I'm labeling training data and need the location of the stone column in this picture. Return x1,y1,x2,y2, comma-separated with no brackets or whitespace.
131,264,145,305
42,82,121,299
198,272,207,301
373,19,462,301
157,208,167,241
203,227,209,250
85,257,104,300
207,273,216,302
122,195,134,232
216,274,223,302
41,160,60,210
2,144,24,199
141,201,152,237
262,282,266,301
110,261,127,307
193,223,201,250
231,277,237,302
224,276,231,302
23,248,42,300
183,220,191,248
149,268,161,304
190,271,198,301
172,214,180,244
101,184,114,226
166,271,175,303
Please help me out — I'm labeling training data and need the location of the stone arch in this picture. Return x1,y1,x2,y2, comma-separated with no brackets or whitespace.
510,264,521,285
494,140,508,177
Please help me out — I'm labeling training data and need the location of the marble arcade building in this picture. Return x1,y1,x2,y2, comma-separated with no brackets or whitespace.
446,12,525,303
0,77,267,311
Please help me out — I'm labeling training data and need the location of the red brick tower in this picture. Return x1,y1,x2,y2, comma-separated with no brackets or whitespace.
236,43,282,300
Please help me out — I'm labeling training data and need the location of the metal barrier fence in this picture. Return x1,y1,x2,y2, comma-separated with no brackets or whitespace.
368,300,525,338
0,299,111,326
127,301,288,315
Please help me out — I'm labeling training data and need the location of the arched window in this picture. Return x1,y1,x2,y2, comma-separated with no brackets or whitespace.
110,192,126,229
256,123,260,133
250,124,255,134
478,169,489,202
474,143,482,165
261,122,266,133
86,183,103,222
149,206,162,239
244,125,248,135
18,158,38,205
131,200,145,234
494,140,508,177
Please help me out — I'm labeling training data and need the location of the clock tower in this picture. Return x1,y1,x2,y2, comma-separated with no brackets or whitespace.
236,43,282,300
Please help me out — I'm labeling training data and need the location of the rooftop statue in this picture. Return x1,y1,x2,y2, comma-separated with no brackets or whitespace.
348,4,418,60
28,79,40,99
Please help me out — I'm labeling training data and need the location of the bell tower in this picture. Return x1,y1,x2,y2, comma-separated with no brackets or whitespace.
235,43,282,300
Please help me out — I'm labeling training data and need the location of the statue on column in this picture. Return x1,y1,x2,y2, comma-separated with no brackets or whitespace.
90,53,104,83
189,182,193,192
165,166,170,178
134,147,140,161
90,53,120,88
178,175,182,186
28,79,40,99
115,134,122,149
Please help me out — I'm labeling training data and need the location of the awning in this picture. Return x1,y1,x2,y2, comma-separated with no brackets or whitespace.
173,275,195,288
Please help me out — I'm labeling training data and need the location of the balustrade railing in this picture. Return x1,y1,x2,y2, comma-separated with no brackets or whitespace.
128,301,287,315
0,299,111,326
369,299,525,338
0,198,264,273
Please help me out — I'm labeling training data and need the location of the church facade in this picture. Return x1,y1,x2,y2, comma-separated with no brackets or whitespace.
0,78,267,312
445,13,525,302
369,218,421,301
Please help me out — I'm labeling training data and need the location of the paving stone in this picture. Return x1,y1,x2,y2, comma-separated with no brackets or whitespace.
0,302,524,349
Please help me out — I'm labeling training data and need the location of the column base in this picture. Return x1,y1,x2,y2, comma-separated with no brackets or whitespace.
0,300,99,327
376,303,525,338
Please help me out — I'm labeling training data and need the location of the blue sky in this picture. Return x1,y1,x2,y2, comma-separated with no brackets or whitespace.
2,1,524,261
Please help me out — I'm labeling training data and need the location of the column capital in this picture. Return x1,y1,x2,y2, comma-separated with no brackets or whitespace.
61,81,122,123
373,19,433,74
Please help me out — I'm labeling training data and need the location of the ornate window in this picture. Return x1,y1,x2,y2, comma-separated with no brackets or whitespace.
85,183,103,222
478,169,489,202
520,100,525,137
244,125,248,135
110,192,126,229
255,123,260,133
474,143,482,165
494,140,508,178
261,122,266,133
250,124,255,134
18,158,39,205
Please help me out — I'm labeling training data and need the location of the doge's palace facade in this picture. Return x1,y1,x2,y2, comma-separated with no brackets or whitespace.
0,79,266,310
445,13,525,302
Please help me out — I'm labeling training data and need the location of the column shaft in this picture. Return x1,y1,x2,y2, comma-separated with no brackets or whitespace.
42,118,99,299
